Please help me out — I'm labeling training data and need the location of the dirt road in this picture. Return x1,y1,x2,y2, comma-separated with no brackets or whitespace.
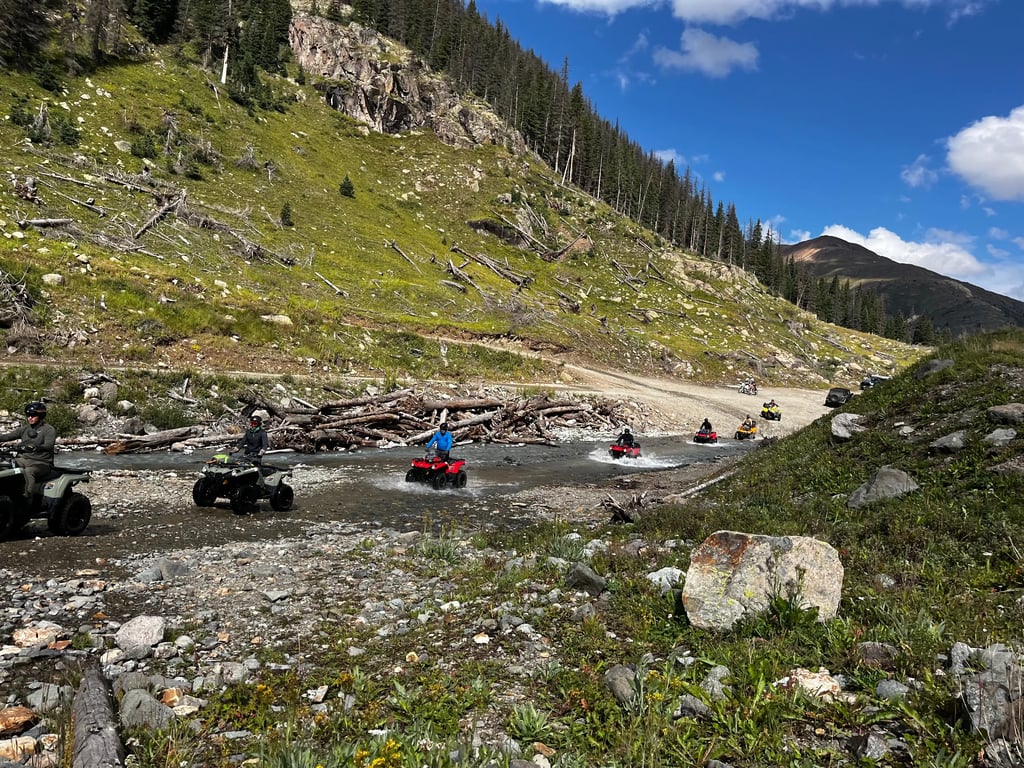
553,364,832,437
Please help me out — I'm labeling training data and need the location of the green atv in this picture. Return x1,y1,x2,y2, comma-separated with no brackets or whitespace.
0,452,92,540
192,453,295,514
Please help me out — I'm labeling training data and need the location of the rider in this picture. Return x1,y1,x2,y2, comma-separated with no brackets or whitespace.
0,402,57,499
742,415,756,430
765,398,778,410
426,422,453,460
236,414,269,461
616,426,635,447
700,417,713,434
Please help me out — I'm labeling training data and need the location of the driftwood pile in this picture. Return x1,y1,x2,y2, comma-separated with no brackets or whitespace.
98,387,639,455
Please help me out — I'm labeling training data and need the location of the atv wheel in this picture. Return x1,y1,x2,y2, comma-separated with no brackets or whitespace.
405,469,417,482
192,478,219,507
230,485,259,514
455,470,467,488
49,493,92,536
0,495,14,540
431,472,447,490
270,484,294,512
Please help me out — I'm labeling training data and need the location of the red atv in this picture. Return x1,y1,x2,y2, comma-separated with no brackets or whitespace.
609,443,641,460
406,454,468,490
693,429,718,445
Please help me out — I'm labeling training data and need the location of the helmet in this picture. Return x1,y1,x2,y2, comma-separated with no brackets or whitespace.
249,415,263,427
623,426,631,433
25,401,47,417
439,423,448,432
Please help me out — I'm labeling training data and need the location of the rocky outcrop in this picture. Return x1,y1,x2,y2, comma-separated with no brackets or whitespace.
288,13,528,153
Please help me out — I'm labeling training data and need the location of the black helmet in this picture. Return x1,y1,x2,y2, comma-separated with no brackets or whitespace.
439,422,448,432
25,401,47,417
249,415,263,427
623,426,631,433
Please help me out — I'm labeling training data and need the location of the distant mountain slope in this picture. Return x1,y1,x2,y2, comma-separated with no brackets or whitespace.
781,236,1024,336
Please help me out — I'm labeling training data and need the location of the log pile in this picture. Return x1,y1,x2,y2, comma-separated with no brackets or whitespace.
97,387,646,455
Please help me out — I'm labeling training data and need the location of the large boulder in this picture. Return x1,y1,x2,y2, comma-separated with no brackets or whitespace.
682,531,843,631
847,466,919,509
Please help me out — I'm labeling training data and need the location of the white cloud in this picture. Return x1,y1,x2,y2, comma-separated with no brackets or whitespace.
713,170,726,182
654,148,687,166
788,228,811,243
900,154,938,189
539,0,986,26
989,227,1009,240
653,28,758,78
821,224,985,277
1014,237,1024,250
946,105,1024,202
987,244,1010,259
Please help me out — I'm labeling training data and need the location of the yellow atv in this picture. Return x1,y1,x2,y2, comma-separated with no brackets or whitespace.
734,422,758,440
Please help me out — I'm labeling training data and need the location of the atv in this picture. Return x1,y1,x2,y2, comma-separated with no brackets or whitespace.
609,442,641,460
405,453,468,490
738,379,758,396
693,429,718,445
193,454,295,514
0,452,92,540
760,402,782,421
734,422,758,440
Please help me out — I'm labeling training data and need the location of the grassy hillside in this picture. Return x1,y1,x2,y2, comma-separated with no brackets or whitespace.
0,53,921,392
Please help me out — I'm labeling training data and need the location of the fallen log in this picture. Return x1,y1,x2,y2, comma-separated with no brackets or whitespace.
18,218,74,228
321,388,413,412
420,397,503,412
72,667,125,768
104,426,200,454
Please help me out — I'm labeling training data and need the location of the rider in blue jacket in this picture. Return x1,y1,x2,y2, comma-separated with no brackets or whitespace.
426,422,453,460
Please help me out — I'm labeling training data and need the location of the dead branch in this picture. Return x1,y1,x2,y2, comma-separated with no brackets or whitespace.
388,240,422,273
18,218,74,229
315,271,348,296
134,191,186,239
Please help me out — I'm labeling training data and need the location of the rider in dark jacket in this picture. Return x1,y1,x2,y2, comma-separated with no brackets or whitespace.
0,402,57,498
237,415,269,460
700,418,713,434
616,427,635,447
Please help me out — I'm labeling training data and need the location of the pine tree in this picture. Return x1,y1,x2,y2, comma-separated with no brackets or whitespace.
339,175,355,197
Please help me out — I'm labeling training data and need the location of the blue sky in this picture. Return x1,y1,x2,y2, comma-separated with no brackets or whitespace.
470,0,1024,301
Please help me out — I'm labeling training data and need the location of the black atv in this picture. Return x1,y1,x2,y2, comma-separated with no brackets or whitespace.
0,452,92,540
192,453,295,514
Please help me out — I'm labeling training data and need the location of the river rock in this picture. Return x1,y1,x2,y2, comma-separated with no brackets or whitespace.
115,615,166,650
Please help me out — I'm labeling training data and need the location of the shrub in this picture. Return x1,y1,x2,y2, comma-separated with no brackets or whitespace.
339,175,355,198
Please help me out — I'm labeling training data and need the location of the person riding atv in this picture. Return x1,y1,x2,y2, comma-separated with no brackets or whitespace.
0,402,56,500
609,426,641,459
426,423,453,460
236,414,269,461
694,418,718,444
735,416,758,440
0,402,92,539
761,399,782,421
